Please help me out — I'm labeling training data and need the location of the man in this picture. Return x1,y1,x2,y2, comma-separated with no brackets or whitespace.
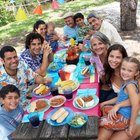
87,12,127,49
63,12,79,41
20,33,53,77
0,46,52,109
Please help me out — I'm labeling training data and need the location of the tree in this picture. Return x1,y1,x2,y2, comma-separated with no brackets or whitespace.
120,0,138,31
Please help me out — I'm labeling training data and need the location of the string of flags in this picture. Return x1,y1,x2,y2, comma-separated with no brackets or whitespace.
14,0,65,21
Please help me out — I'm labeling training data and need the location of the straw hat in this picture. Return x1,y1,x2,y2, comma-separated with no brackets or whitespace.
63,12,74,19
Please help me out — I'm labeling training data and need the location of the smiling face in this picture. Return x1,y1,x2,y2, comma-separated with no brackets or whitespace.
108,50,123,70
91,37,107,56
121,61,138,82
64,16,75,28
29,39,42,57
2,51,19,71
36,24,46,37
88,17,101,30
2,92,20,111
75,18,85,27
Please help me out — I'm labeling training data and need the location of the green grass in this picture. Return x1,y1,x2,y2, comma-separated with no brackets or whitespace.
0,0,115,44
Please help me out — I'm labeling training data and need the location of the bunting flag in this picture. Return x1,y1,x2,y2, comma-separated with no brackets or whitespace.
15,7,27,21
33,4,43,15
52,0,59,9
57,0,65,4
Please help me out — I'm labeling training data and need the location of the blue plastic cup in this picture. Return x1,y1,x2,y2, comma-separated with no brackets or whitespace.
28,112,40,128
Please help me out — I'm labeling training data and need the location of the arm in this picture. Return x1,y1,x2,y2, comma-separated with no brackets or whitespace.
35,43,52,77
35,74,52,84
126,84,139,136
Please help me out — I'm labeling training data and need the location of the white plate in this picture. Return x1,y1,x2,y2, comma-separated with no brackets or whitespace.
58,80,80,94
73,94,99,110
64,65,76,73
49,95,66,108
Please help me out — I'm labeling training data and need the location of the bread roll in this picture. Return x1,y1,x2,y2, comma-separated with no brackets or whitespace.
56,111,69,123
51,108,65,121
76,97,84,108
81,67,89,75
30,102,37,112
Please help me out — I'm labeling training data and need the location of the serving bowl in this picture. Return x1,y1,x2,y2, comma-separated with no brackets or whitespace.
49,95,66,108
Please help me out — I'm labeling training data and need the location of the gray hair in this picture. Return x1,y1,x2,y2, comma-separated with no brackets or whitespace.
90,32,111,50
87,12,99,20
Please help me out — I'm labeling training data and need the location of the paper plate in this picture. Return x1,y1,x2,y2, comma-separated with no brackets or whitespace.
46,107,74,126
27,99,50,113
73,94,99,110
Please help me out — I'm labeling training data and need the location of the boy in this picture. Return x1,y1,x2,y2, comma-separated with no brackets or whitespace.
0,85,24,140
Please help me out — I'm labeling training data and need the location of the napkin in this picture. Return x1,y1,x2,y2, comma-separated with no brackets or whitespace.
76,88,96,96
22,112,44,123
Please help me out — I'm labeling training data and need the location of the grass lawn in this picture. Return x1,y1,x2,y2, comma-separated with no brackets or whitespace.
0,0,115,45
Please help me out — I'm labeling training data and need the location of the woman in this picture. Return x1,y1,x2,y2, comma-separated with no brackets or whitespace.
99,44,128,103
90,31,110,77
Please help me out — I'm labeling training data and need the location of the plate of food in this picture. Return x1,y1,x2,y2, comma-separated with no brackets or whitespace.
55,80,80,94
27,99,50,113
49,95,66,108
73,94,99,110
48,62,60,72
79,66,92,78
68,112,88,128
32,84,51,98
46,107,74,126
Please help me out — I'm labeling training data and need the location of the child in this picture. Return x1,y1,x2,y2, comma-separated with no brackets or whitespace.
99,57,140,139
46,22,59,52
73,13,94,41
0,85,24,140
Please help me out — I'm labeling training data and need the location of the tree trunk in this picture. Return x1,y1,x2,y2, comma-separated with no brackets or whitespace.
120,0,138,31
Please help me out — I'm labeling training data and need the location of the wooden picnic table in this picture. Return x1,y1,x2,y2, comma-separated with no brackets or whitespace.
13,49,100,140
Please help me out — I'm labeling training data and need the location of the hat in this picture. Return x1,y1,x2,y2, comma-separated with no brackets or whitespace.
63,12,74,19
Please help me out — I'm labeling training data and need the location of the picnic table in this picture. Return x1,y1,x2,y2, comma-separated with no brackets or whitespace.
13,49,100,140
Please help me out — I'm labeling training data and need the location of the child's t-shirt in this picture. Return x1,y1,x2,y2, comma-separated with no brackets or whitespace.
0,104,24,140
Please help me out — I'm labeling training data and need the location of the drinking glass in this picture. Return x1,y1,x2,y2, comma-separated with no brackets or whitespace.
28,112,40,128
50,86,59,96
63,88,73,100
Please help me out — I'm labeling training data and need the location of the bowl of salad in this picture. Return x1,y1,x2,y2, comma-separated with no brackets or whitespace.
68,112,88,128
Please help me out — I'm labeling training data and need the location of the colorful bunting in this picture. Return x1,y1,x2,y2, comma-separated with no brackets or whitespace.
15,7,27,21
52,0,59,9
33,4,43,15
57,0,65,4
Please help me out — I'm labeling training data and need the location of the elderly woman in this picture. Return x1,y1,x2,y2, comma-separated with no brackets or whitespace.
87,12,127,49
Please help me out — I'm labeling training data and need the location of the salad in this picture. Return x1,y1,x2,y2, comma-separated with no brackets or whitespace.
70,115,86,126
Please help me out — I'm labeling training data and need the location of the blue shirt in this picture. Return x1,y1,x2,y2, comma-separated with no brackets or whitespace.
20,49,43,71
116,80,138,119
0,104,24,140
63,25,78,40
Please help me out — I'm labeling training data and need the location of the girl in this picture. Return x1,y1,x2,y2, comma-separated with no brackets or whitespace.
98,57,140,140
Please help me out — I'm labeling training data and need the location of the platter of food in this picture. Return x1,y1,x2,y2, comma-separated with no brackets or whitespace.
73,94,99,110
68,112,88,128
46,107,74,126
32,84,51,98
55,80,80,94
49,95,66,108
48,62,60,72
27,99,50,113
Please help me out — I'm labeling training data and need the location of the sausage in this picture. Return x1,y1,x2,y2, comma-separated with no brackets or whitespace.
51,108,65,121
56,111,69,123
81,67,89,75
76,97,84,108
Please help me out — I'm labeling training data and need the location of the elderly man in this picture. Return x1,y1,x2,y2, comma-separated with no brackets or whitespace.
87,12,127,49
0,46,52,109
63,12,78,41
